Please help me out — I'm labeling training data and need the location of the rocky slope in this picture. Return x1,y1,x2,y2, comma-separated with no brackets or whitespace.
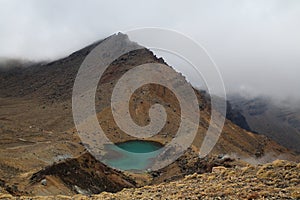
0,160,299,199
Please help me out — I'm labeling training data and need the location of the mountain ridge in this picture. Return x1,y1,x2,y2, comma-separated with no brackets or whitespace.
228,94,300,153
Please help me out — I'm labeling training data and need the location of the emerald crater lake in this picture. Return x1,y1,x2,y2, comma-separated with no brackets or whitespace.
103,140,163,171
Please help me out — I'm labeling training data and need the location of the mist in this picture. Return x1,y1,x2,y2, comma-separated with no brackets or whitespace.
0,0,299,102
0,57,36,71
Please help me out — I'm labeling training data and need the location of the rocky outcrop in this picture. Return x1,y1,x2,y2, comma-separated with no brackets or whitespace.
29,152,136,195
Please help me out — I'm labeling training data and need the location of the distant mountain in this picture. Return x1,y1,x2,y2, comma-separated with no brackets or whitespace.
228,95,300,153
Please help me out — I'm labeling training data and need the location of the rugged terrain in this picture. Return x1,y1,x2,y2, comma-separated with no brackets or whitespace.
1,160,299,199
228,95,300,153
0,33,299,197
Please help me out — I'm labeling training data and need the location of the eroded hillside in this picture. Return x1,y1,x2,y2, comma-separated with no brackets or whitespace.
0,33,299,196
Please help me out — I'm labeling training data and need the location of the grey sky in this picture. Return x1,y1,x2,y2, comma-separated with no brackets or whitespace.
0,0,299,100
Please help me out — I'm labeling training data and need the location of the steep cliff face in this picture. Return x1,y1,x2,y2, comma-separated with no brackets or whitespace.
226,101,252,132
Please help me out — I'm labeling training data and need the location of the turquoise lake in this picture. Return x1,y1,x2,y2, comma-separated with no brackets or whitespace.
103,140,163,171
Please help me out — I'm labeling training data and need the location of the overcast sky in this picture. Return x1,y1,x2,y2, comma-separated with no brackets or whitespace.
0,0,299,101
